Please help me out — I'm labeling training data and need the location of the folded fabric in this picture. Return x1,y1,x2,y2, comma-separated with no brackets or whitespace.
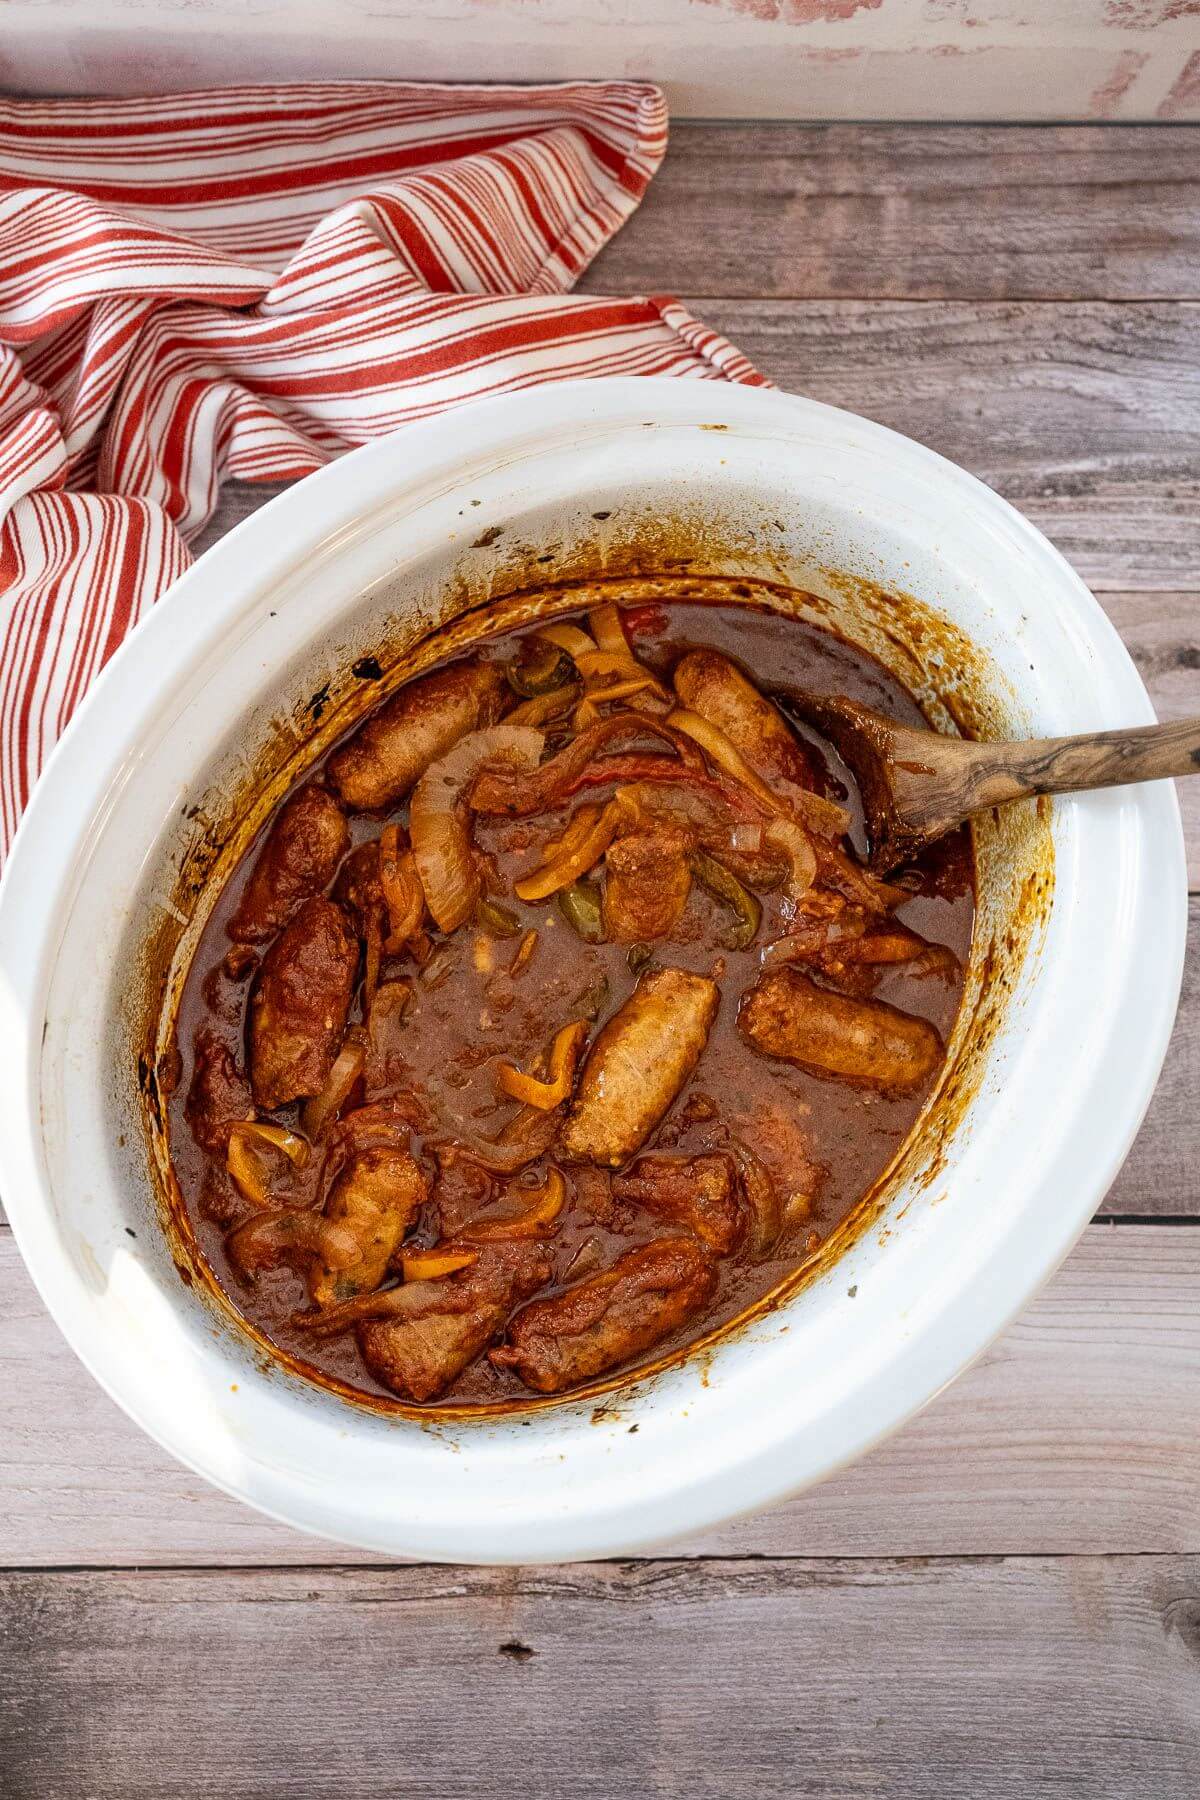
0,79,764,856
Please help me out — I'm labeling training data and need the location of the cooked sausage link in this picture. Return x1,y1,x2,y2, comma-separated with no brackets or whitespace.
310,1111,429,1309
248,897,360,1109
185,1028,255,1154
738,966,942,1093
673,648,818,790
560,967,719,1167
612,1152,744,1254
492,1236,718,1394
228,784,349,945
327,661,506,812
602,827,693,943
358,1243,552,1402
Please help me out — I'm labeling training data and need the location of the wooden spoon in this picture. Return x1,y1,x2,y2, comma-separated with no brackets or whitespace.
798,695,1200,874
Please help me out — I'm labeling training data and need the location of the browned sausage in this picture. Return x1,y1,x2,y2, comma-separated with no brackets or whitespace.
228,784,349,945
248,897,360,1109
738,966,942,1092
332,838,384,938
673,648,817,790
357,1243,552,1402
602,826,693,943
327,661,506,812
560,967,719,1167
612,1153,744,1254
185,1028,255,1154
491,1236,718,1394
310,1108,429,1308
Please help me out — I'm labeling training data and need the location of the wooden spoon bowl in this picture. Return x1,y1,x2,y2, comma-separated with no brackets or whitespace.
798,695,1200,875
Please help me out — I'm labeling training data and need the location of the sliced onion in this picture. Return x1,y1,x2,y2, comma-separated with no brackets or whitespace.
571,605,668,704
515,801,622,902
761,917,864,968
410,725,544,932
293,1277,467,1336
379,825,424,943
791,789,852,839
818,930,959,982
563,1234,604,1281
436,1103,560,1174
580,676,661,708
227,1207,361,1280
495,1021,589,1110
763,817,818,903
294,1284,408,1334
367,980,413,1062
510,928,539,977
540,803,603,865
731,823,763,855
731,1143,783,1257
587,603,628,655
537,622,597,658
667,706,853,842
576,647,667,691
470,715,702,817
828,930,928,967
301,1038,366,1141
815,839,910,915
226,1121,310,1207
905,942,961,982
667,707,788,813
504,686,578,729
400,1246,478,1281
459,1169,566,1241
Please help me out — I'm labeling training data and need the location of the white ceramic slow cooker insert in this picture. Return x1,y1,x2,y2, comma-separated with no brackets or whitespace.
0,379,1184,1561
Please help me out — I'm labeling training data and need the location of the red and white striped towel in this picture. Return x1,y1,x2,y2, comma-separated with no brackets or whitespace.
0,79,764,857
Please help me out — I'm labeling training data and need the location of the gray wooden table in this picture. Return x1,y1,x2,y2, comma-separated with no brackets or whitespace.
3,123,1199,1799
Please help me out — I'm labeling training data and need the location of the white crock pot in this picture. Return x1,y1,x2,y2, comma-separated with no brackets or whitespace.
0,379,1185,1562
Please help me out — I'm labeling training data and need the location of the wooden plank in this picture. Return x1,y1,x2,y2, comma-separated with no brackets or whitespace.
584,124,1200,304
1103,592,1200,891
690,297,1200,593
3,1555,1198,1798
189,480,290,561
1,1224,1197,1567
187,301,1200,593
1102,897,1200,1218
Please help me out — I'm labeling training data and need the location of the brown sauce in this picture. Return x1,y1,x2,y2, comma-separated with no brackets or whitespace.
167,601,974,1410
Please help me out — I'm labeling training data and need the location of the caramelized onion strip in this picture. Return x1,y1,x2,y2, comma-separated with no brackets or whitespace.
458,1169,567,1241
495,1021,589,1110
300,1037,366,1141
515,802,623,901
226,1121,309,1207
410,725,544,932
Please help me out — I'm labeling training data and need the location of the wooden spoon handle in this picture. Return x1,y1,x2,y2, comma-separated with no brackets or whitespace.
947,716,1200,815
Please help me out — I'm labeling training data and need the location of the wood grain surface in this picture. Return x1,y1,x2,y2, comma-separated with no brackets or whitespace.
1,1224,1196,1568
190,301,1200,593
1105,592,1200,888
583,125,1200,303
5,119,1200,1800
700,297,1200,592
3,1556,1199,1800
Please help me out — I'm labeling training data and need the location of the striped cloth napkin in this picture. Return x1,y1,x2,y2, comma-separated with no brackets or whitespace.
0,80,764,857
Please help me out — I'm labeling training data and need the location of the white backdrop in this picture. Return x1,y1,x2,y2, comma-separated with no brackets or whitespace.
2,0,1198,119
